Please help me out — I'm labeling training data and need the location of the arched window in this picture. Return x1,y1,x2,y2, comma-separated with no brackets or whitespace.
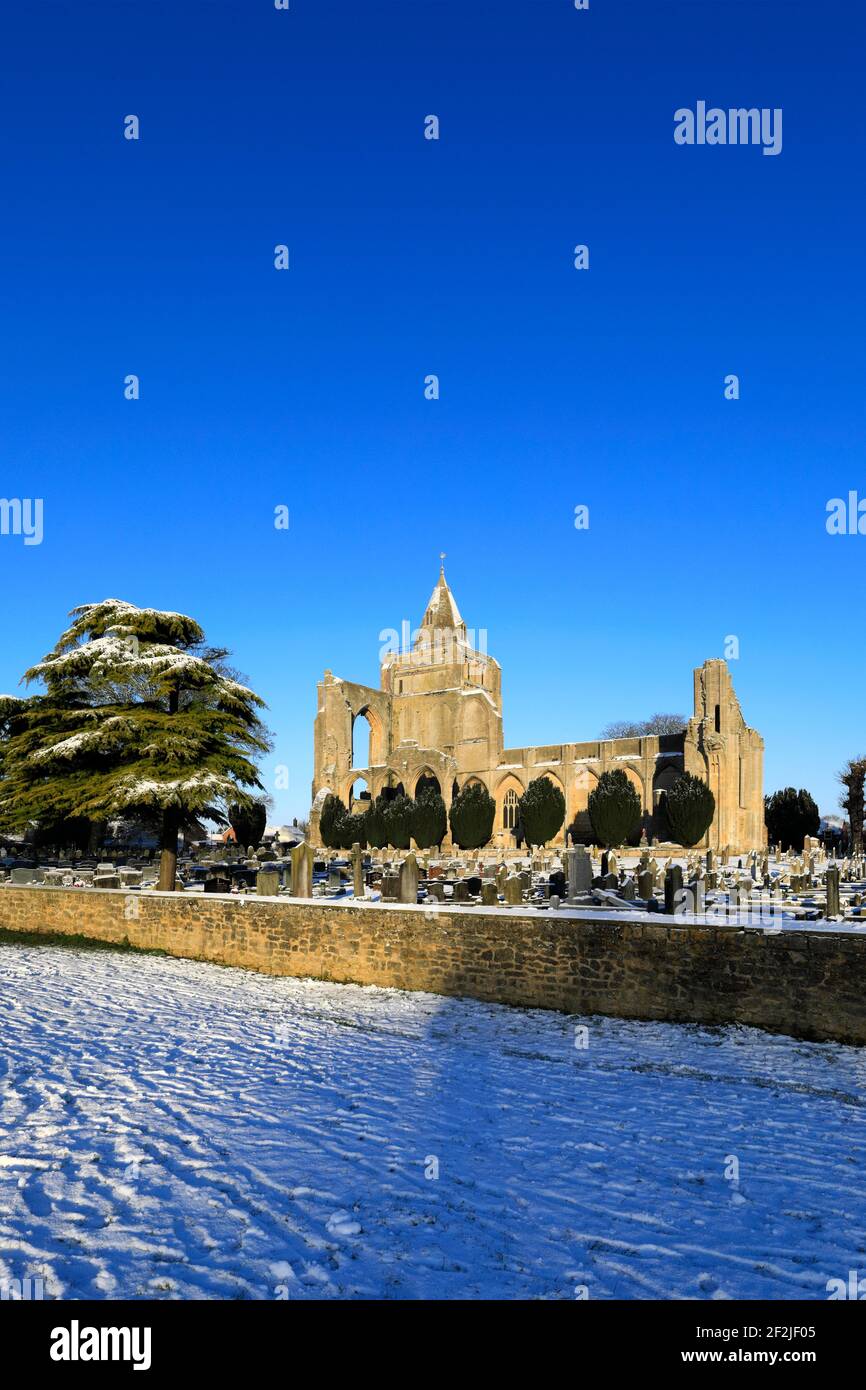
503,789,520,830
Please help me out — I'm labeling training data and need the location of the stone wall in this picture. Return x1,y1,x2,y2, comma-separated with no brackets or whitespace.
1,886,863,1045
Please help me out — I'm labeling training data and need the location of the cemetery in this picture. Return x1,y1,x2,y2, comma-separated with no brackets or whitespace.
1,832,864,926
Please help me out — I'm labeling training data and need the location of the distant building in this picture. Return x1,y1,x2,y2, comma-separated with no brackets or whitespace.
311,567,765,850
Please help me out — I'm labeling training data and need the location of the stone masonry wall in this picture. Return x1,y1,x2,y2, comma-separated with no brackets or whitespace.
0,887,863,1045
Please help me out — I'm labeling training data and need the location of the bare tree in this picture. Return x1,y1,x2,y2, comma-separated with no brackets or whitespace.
600,713,687,740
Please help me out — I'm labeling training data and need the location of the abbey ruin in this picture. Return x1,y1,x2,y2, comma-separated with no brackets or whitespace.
311,568,765,851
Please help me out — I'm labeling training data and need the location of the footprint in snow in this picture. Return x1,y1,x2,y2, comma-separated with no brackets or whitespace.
326,1210,362,1238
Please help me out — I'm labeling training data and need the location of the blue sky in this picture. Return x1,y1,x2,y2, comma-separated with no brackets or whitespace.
0,0,863,822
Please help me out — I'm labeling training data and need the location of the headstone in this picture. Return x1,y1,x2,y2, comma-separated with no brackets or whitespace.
504,874,522,906
548,869,566,899
351,842,364,899
452,879,470,903
664,864,683,915
825,865,841,919
256,868,280,896
94,872,121,889
637,869,654,900
291,842,314,898
481,880,498,906
399,852,419,904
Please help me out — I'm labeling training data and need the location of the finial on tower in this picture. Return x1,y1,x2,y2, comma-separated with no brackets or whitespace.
439,551,446,574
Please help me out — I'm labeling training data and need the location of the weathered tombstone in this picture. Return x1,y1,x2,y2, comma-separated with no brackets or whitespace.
257,868,280,896
452,879,470,903
399,852,419,904
94,872,121,889
825,865,841,919
291,842,313,899
204,874,230,893
620,878,636,902
689,876,705,914
351,842,364,899
504,874,523,906
664,865,683,915
481,880,498,906
381,873,400,902
637,869,654,900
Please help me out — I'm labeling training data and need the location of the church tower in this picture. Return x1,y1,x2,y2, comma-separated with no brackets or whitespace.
382,563,503,779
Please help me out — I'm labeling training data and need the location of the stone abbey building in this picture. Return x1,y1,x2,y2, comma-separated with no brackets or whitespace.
311,568,765,851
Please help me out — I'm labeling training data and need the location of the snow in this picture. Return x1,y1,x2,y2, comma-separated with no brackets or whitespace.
1,942,865,1301
108,771,237,809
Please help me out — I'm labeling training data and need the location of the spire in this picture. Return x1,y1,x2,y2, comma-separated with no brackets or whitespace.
419,561,466,635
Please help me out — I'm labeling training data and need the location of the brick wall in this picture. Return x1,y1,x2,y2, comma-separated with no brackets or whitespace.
1,886,863,1045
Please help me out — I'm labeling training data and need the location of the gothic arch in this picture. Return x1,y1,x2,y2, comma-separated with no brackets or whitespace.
494,772,526,835
350,702,386,770
414,768,441,799
619,763,646,807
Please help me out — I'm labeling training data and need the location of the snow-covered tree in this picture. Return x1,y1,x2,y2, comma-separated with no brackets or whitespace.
0,600,270,890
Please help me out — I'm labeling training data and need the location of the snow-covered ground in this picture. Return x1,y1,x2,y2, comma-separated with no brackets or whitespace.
1,941,865,1301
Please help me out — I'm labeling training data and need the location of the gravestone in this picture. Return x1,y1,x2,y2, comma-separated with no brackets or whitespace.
825,865,841,919
257,868,280,896
481,880,498,906
549,869,566,900
504,874,522,906
351,842,364,899
291,842,314,899
382,873,400,902
399,853,419,905
637,869,654,900
664,865,683,915
574,846,594,895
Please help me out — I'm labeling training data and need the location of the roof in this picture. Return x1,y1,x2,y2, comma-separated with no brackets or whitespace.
419,566,466,634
